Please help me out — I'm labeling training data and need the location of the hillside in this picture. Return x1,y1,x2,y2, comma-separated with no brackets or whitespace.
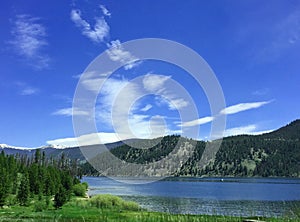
1,120,300,177
84,120,300,177
0,141,127,162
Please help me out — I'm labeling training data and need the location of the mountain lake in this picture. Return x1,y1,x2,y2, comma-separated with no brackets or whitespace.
82,176,300,217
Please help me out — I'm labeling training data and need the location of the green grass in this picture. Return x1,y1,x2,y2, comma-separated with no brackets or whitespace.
0,195,299,222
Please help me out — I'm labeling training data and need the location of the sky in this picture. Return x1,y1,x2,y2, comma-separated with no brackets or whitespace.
0,0,300,147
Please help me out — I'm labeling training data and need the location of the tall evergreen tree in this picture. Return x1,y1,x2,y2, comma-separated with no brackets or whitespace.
17,173,30,206
53,186,68,209
0,168,10,207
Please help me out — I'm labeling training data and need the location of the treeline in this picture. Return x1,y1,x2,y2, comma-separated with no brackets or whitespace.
179,135,300,177
0,149,86,209
80,120,300,177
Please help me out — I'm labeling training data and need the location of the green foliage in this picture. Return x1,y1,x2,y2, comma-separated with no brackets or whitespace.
90,194,140,210
33,199,48,212
17,172,30,206
81,181,88,190
53,186,68,209
72,183,86,197
110,135,181,164
6,194,17,206
0,200,298,221
82,120,300,177
0,168,10,207
0,148,82,208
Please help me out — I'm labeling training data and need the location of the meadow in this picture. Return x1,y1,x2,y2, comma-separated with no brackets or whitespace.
0,194,299,222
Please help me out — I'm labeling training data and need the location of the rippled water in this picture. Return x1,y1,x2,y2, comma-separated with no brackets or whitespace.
82,176,300,217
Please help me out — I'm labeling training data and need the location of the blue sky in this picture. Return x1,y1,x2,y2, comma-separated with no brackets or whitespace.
1,0,300,147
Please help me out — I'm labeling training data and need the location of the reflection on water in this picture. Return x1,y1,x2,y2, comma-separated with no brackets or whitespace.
120,196,299,217
82,176,300,217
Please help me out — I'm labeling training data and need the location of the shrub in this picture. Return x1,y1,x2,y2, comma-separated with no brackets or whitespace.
67,198,90,209
82,182,89,190
90,194,122,208
33,200,47,212
72,183,86,197
122,200,140,211
90,194,140,211
53,186,68,209
6,195,17,206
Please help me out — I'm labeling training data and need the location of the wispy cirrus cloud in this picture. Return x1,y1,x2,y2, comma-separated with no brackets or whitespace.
140,104,152,112
47,132,120,147
252,88,270,96
180,116,214,127
142,74,189,110
180,100,272,128
9,14,50,69
20,87,39,96
223,124,274,137
15,82,39,96
71,4,140,70
220,100,272,115
52,107,90,117
70,9,109,43
142,74,171,92
106,40,141,70
100,4,111,17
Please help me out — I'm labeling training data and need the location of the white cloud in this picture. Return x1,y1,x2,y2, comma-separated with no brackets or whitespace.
47,132,121,147
250,129,274,135
224,125,274,137
180,116,214,127
52,107,90,116
71,9,109,43
94,76,175,140
100,5,111,17
220,101,271,115
143,74,171,92
20,87,39,96
252,88,270,96
9,14,49,69
15,82,39,96
167,98,189,110
95,77,139,128
224,125,257,137
140,104,152,112
179,100,272,128
106,40,141,70
143,74,190,111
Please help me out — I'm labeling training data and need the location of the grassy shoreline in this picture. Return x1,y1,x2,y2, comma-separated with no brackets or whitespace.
0,195,299,222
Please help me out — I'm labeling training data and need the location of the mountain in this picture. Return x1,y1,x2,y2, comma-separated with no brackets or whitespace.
84,120,300,177
0,140,128,162
1,120,300,177
261,119,300,140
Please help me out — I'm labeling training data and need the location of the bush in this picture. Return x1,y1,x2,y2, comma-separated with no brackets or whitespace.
54,186,68,209
72,183,86,197
67,198,90,209
33,200,47,212
90,194,121,208
90,194,140,211
122,200,140,211
6,195,17,206
82,182,88,190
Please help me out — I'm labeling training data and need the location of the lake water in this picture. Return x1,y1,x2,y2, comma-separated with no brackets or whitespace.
82,176,300,217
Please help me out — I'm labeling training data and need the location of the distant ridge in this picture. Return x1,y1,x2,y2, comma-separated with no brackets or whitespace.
83,119,300,177
1,120,300,177
261,119,300,140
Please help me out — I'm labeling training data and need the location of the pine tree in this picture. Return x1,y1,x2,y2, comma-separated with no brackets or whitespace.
17,173,30,206
0,168,10,207
53,186,68,209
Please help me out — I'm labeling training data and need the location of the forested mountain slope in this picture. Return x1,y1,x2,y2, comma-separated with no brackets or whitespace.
84,120,300,177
